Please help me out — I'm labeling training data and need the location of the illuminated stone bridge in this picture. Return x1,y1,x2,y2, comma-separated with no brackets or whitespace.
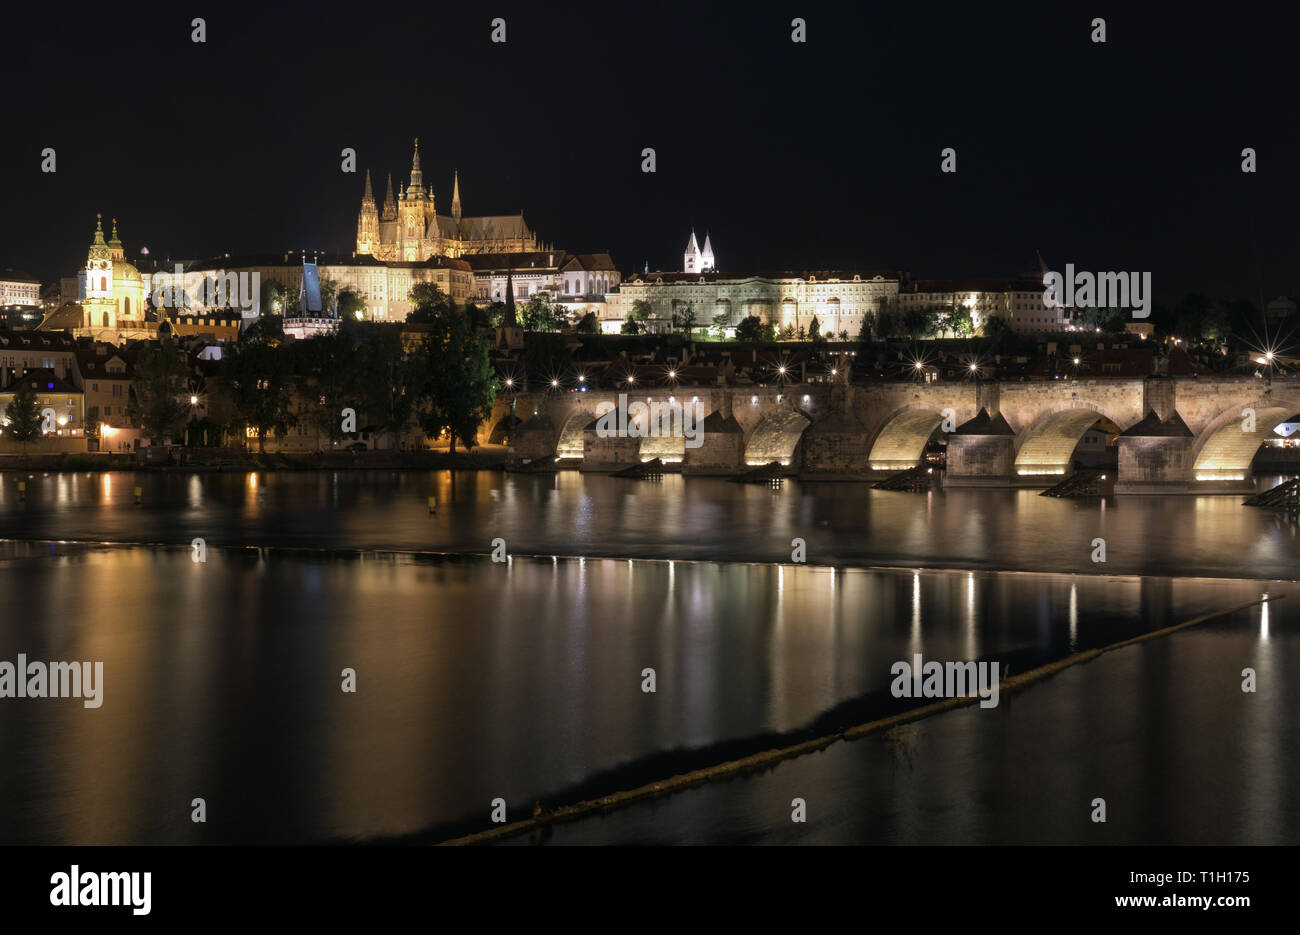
482,376,1300,493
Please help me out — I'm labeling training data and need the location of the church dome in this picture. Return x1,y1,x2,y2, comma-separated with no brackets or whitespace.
114,262,142,283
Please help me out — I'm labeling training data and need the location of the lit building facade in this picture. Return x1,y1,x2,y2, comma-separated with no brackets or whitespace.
606,269,901,337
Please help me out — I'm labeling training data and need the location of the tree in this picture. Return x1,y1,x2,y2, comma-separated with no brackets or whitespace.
521,296,566,332
356,325,416,445
678,305,697,335
630,300,654,321
3,378,42,452
413,302,497,455
223,341,296,453
982,314,1011,339
946,306,974,338
856,314,875,345
407,282,454,323
808,316,822,342
838,329,850,342
575,311,599,333
260,279,289,316
295,329,361,448
736,315,764,343
621,315,641,335
127,340,191,443
905,307,940,339
337,289,367,321
711,312,730,338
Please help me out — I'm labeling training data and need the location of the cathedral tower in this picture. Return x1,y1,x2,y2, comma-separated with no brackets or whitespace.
398,138,436,261
356,169,379,255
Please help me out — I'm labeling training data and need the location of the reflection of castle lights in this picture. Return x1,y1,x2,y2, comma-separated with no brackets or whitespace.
1195,473,1245,481
1017,468,1066,475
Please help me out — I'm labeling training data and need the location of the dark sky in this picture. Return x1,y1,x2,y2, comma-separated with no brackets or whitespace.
4,2,1298,305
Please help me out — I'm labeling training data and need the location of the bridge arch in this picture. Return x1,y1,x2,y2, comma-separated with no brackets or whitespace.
744,410,810,466
555,410,597,459
1013,405,1124,476
488,413,522,445
1190,399,1300,480
866,407,946,470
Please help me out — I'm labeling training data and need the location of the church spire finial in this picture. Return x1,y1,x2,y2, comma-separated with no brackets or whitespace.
408,137,425,196
451,169,462,222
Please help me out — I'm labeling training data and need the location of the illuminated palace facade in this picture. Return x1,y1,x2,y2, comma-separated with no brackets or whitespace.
356,139,553,262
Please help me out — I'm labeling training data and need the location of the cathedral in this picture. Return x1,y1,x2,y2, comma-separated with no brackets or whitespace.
356,139,551,261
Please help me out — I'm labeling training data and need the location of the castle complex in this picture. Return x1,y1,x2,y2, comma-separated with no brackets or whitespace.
356,139,551,261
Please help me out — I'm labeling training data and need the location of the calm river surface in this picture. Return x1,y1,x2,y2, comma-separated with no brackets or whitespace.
0,470,1294,843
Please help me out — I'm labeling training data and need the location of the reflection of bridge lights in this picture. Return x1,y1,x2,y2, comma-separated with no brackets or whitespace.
1016,468,1066,475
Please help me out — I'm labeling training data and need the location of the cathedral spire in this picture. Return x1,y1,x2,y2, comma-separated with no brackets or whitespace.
382,173,397,220
362,169,374,203
92,214,107,247
408,137,425,198
451,169,462,222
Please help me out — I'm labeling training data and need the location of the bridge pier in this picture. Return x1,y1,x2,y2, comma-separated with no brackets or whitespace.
945,408,1017,487
1113,410,1198,494
684,394,744,474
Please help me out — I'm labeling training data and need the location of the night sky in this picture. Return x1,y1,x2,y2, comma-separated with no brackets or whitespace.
4,2,1298,305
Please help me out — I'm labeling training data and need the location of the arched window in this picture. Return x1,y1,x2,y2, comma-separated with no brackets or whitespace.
124,297,131,316
103,312,110,327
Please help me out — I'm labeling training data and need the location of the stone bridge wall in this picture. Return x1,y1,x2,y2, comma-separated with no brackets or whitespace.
479,376,1298,491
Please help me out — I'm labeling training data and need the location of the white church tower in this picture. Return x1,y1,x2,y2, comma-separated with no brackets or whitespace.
683,229,716,273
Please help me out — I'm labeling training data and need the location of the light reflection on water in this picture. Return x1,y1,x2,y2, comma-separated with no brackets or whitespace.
0,470,1298,579
0,540,1287,844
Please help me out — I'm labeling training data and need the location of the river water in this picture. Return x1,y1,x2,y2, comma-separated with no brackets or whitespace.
0,470,1295,844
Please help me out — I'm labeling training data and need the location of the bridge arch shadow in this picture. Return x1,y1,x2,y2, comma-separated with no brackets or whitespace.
744,410,811,466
